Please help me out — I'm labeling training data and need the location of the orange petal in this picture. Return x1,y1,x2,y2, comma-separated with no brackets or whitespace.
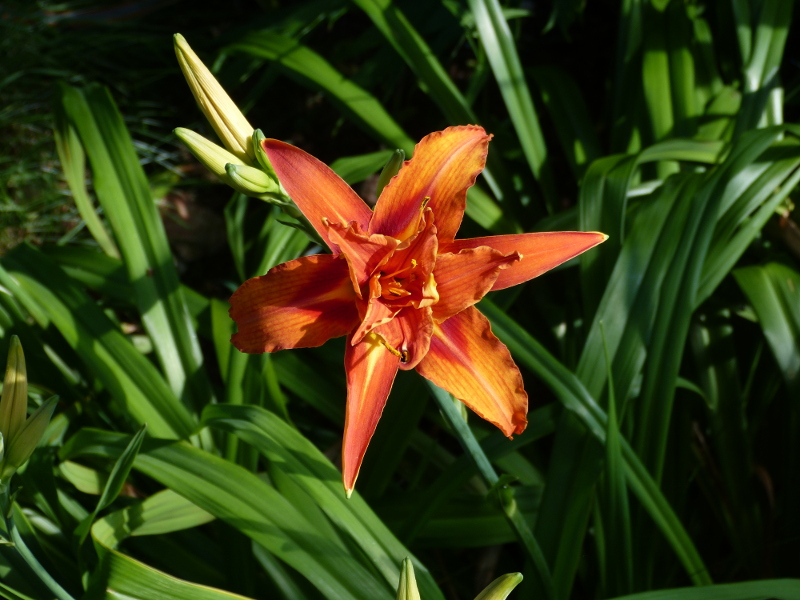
369,126,491,242
326,220,399,297
263,139,373,250
439,231,607,291
431,247,520,322
230,254,359,353
375,306,433,370
352,295,401,344
415,306,527,436
342,331,401,495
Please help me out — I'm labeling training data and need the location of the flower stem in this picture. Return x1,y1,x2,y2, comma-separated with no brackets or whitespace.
427,382,554,600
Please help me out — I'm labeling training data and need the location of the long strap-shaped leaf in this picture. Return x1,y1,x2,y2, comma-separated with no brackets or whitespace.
467,0,556,212
201,404,445,600
58,84,213,416
480,299,712,586
0,245,195,439
227,31,511,234
606,579,800,600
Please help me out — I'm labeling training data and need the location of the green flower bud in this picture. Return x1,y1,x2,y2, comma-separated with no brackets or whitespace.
175,127,242,180
0,338,57,482
174,33,254,164
377,149,405,197
396,558,421,600
225,163,281,196
473,573,523,600
253,129,280,182
0,336,26,447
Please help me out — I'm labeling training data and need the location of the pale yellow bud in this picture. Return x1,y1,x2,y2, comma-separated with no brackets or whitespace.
174,33,254,164
174,127,241,180
396,558,422,600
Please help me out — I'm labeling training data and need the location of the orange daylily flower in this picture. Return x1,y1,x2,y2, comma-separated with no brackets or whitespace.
230,125,606,495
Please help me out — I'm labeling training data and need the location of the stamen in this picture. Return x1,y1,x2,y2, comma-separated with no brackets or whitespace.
387,287,411,297
421,197,430,209
383,260,418,279
378,337,403,358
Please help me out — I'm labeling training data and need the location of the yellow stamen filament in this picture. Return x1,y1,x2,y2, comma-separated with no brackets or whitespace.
382,259,417,280
387,287,411,297
377,336,409,363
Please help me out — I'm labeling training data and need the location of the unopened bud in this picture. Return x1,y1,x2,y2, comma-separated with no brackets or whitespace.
474,573,523,600
225,163,281,196
253,129,280,181
377,149,405,197
175,127,242,180
0,336,27,448
174,33,254,163
396,558,422,600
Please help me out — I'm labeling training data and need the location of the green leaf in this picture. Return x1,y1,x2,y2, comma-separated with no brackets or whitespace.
53,86,120,259
58,84,214,416
128,437,402,600
735,262,800,394
0,245,196,439
75,424,147,545
201,404,444,600
607,579,800,600
480,299,712,586
229,31,413,153
467,0,557,211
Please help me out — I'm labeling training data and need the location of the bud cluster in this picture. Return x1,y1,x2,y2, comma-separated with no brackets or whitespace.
174,34,315,237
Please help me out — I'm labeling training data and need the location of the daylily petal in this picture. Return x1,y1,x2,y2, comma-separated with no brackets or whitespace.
326,220,399,297
230,254,359,353
352,294,402,344
375,306,433,370
416,306,527,436
343,331,400,496
263,139,373,250
439,231,608,291
370,126,491,242
431,248,520,322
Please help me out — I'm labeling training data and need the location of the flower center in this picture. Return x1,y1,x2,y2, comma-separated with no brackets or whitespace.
378,259,418,300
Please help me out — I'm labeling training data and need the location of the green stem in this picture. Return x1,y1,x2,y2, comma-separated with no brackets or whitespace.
7,509,76,600
428,382,554,600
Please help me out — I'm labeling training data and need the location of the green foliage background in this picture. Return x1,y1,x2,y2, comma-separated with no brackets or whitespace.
1,0,800,598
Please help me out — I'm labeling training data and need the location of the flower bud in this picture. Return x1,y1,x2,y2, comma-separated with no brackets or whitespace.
395,558,422,600
0,337,26,447
377,149,405,197
473,573,523,600
175,127,242,180
0,338,57,481
225,163,281,196
174,33,254,163
253,129,280,181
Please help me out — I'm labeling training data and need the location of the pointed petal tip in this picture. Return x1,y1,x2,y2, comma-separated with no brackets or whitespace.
345,485,354,499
